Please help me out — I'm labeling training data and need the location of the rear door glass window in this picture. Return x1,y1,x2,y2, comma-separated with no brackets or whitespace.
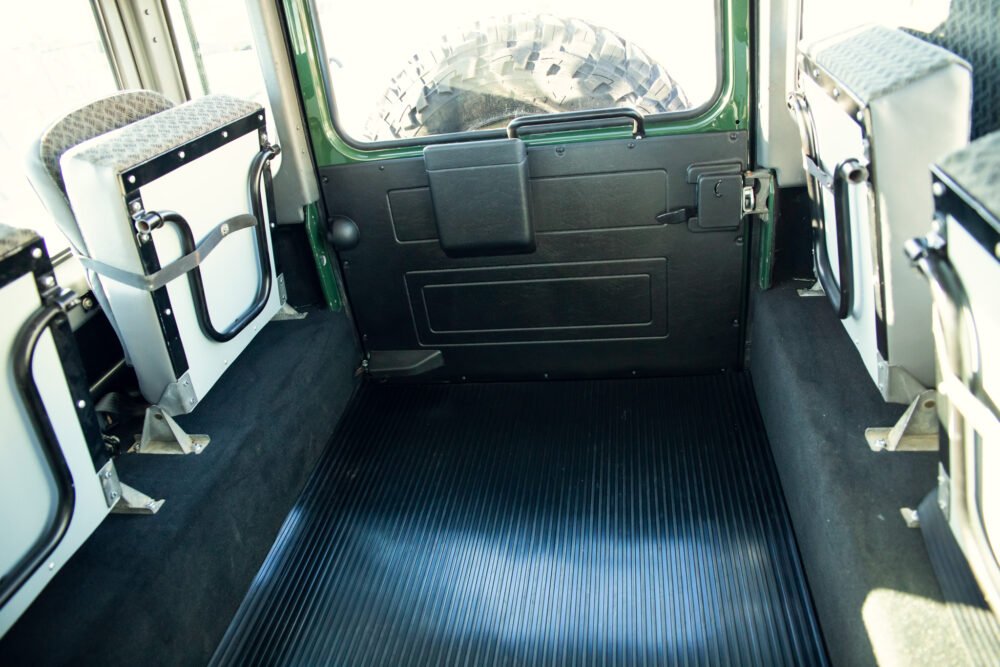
314,1,719,143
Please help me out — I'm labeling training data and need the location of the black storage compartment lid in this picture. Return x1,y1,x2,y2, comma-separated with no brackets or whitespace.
423,138,526,170
424,138,534,257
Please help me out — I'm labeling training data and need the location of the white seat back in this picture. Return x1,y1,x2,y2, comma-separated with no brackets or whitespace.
790,26,971,403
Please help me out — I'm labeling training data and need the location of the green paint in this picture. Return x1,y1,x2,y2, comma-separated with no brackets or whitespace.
303,201,343,311
757,178,779,291
283,0,751,166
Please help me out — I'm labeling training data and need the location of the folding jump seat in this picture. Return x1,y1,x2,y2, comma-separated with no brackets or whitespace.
1,93,285,633
29,93,282,426
0,226,120,635
908,131,1000,615
788,26,972,405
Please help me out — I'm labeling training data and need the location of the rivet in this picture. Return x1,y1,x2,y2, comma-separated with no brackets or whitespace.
48,562,55,570
31,247,43,259
261,133,268,144
258,114,264,121
178,151,186,159
812,69,819,78
832,88,840,98
41,276,55,287
128,175,136,184
222,130,229,138
77,399,86,409
932,182,946,197
164,308,172,316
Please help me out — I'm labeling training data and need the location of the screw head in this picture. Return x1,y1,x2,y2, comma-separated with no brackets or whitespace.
48,562,55,570
110,491,119,501
31,247,43,259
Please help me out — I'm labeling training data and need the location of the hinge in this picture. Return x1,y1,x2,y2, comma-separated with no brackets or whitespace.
742,170,774,218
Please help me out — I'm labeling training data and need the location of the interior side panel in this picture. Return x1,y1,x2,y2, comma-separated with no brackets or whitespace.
322,132,749,379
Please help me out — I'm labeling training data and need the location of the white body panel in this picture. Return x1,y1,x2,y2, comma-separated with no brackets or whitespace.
61,109,280,414
0,274,113,637
801,27,971,402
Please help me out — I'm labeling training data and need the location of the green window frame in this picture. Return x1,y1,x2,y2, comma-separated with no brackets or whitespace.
283,0,750,165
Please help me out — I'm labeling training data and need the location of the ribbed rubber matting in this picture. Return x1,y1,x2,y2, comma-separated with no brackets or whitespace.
213,375,827,666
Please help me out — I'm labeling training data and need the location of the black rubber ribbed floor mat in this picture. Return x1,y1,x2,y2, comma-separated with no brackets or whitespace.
212,375,827,666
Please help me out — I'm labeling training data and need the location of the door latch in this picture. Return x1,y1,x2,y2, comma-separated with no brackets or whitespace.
742,170,774,218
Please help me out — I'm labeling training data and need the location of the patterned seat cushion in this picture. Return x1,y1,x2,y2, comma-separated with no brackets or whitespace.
39,90,175,195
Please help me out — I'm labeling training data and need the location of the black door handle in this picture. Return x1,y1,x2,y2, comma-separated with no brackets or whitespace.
506,108,645,139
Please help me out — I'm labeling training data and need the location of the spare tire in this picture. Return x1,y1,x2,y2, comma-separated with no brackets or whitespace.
365,14,689,141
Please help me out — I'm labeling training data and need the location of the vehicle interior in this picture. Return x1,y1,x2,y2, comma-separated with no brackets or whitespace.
1,0,998,665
